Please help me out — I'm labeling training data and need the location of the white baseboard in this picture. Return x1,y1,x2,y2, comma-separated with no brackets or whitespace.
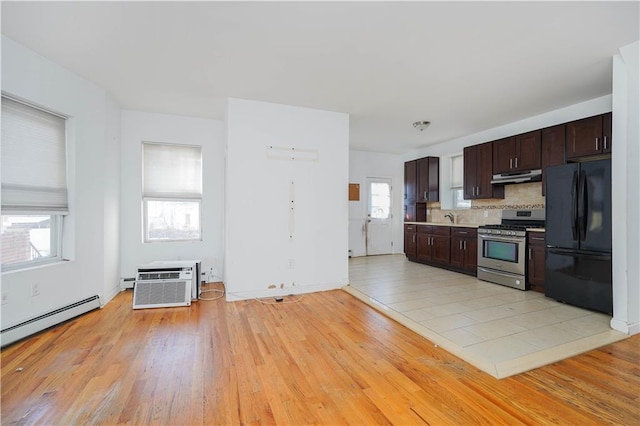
610,317,640,335
225,281,344,302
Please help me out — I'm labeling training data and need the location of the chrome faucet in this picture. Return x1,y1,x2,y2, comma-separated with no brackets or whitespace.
444,213,455,224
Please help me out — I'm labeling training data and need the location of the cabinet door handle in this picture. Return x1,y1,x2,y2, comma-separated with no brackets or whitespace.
472,186,475,196
510,158,513,169
459,240,463,250
515,157,518,168
424,191,428,200
476,186,480,196
595,137,599,151
604,136,608,150
464,240,467,250
413,234,416,243
528,248,532,260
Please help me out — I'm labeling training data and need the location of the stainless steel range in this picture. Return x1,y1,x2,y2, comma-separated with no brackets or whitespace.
477,209,545,290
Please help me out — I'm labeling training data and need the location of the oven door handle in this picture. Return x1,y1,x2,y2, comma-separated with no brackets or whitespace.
478,234,524,244
477,267,524,279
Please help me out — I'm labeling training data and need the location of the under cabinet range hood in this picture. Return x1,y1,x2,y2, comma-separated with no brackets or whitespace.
491,169,542,185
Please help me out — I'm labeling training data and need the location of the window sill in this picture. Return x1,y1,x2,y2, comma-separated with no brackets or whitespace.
1,258,71,275
143,239,203,244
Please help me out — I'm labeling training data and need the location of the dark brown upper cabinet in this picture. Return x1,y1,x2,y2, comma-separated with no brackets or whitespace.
492,130,541,174
416,156,439,202
541,124,566,195
602,112,612,154
404,156,439,222
463,142,504,200
566,113,612,160
404,160,417,204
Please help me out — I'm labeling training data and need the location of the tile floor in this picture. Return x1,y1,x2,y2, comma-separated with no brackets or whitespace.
344,254,627,379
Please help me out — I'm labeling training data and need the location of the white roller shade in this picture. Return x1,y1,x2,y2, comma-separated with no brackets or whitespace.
1,97,68,213
451,154,464,188
142,142,202,199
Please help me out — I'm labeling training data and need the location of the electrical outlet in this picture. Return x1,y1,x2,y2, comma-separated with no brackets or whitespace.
484,210,489,218
288,259,295,269
1,293,8,305
31,282,40,297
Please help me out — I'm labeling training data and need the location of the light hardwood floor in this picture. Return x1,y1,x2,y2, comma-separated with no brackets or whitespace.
2,285,639,425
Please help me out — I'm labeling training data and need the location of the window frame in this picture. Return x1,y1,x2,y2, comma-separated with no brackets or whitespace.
1,214,64,272
141,141,203,243
452,188,471,210
1,94,68,272
142,197,202,243
450,154,471,210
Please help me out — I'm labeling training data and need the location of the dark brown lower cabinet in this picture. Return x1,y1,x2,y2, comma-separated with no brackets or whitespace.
527,232,546,293
450,227,478,275
415,225,450,266
404,225,417,258
404,224,476,276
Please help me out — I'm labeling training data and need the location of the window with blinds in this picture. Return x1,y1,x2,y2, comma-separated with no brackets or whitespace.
450,154,470,209
142,142,202,242
1,96,68,269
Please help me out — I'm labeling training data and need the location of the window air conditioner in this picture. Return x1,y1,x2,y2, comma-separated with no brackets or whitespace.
133,264,194,309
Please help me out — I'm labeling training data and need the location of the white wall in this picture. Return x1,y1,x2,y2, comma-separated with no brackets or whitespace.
119,111,225,282
1,35,121,329
611,41,640,334
349,150,404,257
225,98,349,300
103,95,121,301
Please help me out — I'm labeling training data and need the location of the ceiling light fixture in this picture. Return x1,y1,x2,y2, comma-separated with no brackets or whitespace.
413,121,431,132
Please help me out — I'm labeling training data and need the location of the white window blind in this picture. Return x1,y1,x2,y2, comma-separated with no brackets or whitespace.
451,154,464,188
1,97,68,213
142,142,202,199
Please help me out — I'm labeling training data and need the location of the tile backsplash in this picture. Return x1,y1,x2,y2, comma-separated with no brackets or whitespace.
428,182,545,225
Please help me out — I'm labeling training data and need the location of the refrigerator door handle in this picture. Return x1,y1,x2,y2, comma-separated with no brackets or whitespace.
578,171,588,241
547,247,611,260
570,171,579,241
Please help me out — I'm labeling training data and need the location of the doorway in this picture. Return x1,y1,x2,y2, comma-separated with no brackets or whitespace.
366,178,393,255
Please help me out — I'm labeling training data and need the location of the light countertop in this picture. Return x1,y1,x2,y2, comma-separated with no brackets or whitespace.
404,222,481,228
404,222,546,232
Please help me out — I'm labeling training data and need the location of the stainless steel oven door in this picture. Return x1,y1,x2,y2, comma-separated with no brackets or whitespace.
477,233,526,276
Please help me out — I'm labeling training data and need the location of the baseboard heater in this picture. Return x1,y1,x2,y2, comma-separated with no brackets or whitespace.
0,295,101,347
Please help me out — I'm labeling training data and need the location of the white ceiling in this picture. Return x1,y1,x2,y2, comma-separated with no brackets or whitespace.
2,1,638,154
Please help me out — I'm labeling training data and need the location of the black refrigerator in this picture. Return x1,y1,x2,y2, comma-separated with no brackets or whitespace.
545,159,612,314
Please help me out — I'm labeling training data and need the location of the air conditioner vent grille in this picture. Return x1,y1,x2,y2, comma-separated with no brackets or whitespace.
138,272,180,280
133,280,191,309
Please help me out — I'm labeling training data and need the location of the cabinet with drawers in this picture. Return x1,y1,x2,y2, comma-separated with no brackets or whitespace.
450,227,478,275
404,224,476,276
527,232,546,293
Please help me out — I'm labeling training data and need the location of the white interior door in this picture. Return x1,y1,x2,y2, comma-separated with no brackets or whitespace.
366,178,393,255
